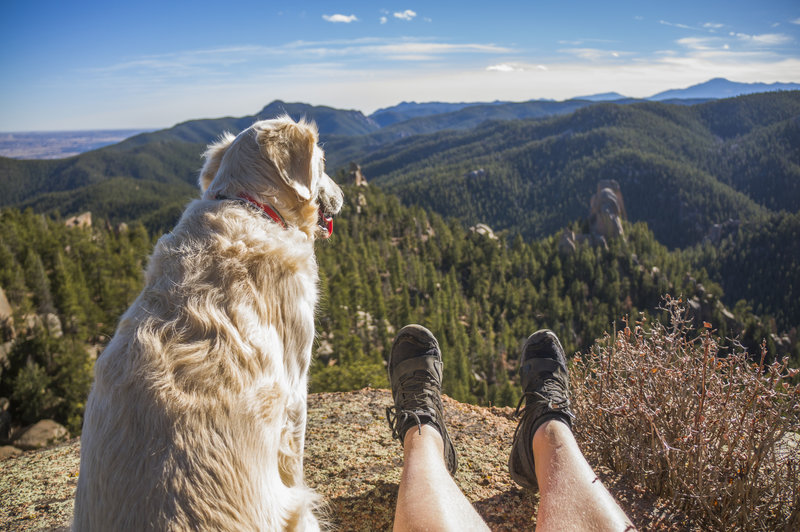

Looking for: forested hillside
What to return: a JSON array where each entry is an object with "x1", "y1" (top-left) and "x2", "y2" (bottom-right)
[
  {"x1": 2, "y1": 183, "x2": 794, "y2": 438},
  {"x1": 1, "y1": 92, "x2": 798, "y2": 441},
  {"x1": 683, "y1": 210, "x2": 800, "y2": 331},
  {"x1": 359, "y1": 92, "x2": 799, "y2": 248}
]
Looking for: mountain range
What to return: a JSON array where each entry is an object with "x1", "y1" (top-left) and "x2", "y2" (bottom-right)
[
  {"x1": 1, "y1": 82, "x2": 798, "y2": 455},
  {"x1": 1, "y1": 83, "x2": 798, "y2": 334},
  {"x1": 3, "y1": 77, "x2": 798, "y2": 160}
]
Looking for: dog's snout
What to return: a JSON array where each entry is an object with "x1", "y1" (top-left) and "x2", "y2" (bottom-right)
[{"x1": 319, "y1": 175, "x2": 344, "y2": 215}]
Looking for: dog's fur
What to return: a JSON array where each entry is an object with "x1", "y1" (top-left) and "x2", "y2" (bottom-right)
[{"x1": 73, "y1": 117, "x2": 343, "y2": 531}]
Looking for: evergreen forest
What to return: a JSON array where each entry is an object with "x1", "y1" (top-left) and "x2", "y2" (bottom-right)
[{"x1": 1, "y1": 91, "x2": 798, "y2": 436}]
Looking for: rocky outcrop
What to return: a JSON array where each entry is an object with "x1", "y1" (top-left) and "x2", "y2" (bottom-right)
[
  {"x1": 64, "y1": 212, "x2": 92, "y2": 229},
  {"x1": 0, "y1": 287, "x2": 12, "y2": 343},
  {"x1": 13, "y1": 420, "x2": 69, "y2": 451},
  {"x1": 470, "y1": 223, "x2": 498, "y2": 240},
  {"x1": 0, "y1": 390, "x2": 690, "y2": 531},
  {"x1": 559, "y1": 181, "x2": 627, "y2": 256},
  {"x1": 559, "y1": 230, "x2": 578, "y2": 255},
  {"x1": 0, "y1": 287, "x2": 11, "y2": 323},
  {"x1": 348, "y1": 162, "x2": 368, "y2": 187},
  {"x1": 589, "y1": 180, "x2": 626, "y2": 242},
  {"x1": 44, "y1": 313, "x2": 63, "y2": 338}
]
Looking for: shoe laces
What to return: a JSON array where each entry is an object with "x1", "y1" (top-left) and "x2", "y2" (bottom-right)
[
  {"x1": 512, "y1": 377, "x2": 574, "y2": 439},
  {"x1": 386, "y1": 369, "x2": 441, "y2": 440}
]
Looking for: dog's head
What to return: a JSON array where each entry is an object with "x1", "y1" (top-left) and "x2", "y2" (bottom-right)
[{"x1": 199, "y1": 116, "x2": 344, "y2": 239}]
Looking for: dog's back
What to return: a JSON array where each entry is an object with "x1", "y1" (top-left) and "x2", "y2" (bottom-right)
[
  {"x1": 74, "y1": 117, "x2": 342, "y2": 531},
  {"x1": 74, "y1": 201, "x2": 322, "y2": 531}
]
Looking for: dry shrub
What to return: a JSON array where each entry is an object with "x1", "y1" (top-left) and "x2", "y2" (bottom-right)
[{"x1": 572, "y1": 297, "x2": 800, "y2": 531}]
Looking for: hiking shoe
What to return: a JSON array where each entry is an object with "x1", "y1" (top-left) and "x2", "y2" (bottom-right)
[
  {"x1": 386, "y1": 324, "x2": 458, "y2": 476},
  {"x1": 508, "y1": 329, "x2": 576, "y2": 490}
]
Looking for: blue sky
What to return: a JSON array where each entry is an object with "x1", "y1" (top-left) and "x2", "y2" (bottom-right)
[{"x1": 1, "y1": 0, "x2": 798, "y2": 131}]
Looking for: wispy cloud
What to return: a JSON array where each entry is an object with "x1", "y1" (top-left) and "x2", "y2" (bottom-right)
[
  {"x1": 677, "y1": 37, "x2": 720, "y2": 51},
  {"x1": 660, "y1": 20, "x2": 697, "y2": 30},
  {"x1": 394, "y1": 10, "x2": 417, "y2": 21},
  {"x1": 703, "y1": 22, "x2": 724, "y2": 30},
  {"x1": 559, "y1": 48, "x2": 630, "y2": 61},
  {"x1": 380, "y1": 16, "x2": 387, "y2": 24},
  {"x1": 86, "y1": 38, "x2": 514, "y2": 84},
  {"x1": 487, "y1": 63, "x2": 523, "y2": 72},
  {"x1": 731, "y1": 32, "x2": 793, "y2": 46},
  {"x1": 322, "y1": 14, "x2": 358, "y2": 23},
  {"x1": 790, "y1": 18, "x2": 800, "y2": 25}
]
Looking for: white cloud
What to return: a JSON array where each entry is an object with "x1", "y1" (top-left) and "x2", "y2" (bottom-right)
[
  {"x1": 394, "y1": 10, "x2": 417, "y2": 21},
  {"x1": 559, "y1": 48, "x2": 631, "y2": 61},
  {"x1": 703, "y1": 22, "x2": 724, "y2": 30},
  {"x1": 380, "y1": 16, "x2": 387, "y2": 24},
  {"x1": 677, "y1": 37, "x2": 719, "y2": 51},
  {"x1": 732, "y1": 32, "x2": 793, "y2": 46},
  {"x1": 791, "y1": 18, "x2": 800, "y2": 25},
  {"x1": 322, "y1": 14, "x2": 358, "y2": 23},
  {"x1": 660, "y1": 20, "x2": 696, "y2": 30},
  {"x1": 487, "y1": 63, "x2": 523, "y2": 72}
]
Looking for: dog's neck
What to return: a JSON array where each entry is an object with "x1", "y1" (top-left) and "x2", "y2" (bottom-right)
[{"x1": 215, "y1": 193, "x2": 286, "y2": 229}]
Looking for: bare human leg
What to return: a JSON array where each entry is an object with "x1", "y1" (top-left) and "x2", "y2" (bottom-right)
[
  {"x1": 393, "y1": 424, "x2": 490, "y2": 532},
  {"x1": 532, "y1": 419, "x2": 634, "y2": 532},
  {"x1": 508, "y1": 330, "x2": 634, "y2": 531}
]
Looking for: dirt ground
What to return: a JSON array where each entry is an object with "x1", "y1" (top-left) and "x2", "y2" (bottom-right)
[{"x1": 0, "y1": 388, "x2": 695, "y2": 531}]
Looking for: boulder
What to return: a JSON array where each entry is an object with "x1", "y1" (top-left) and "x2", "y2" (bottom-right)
[
  {"x1": 21, "y1": 313, "x2": 43, "y2": 335},
  {"x1": 65, "y1": 211, "x2": 92, "y2": 229},
  {"x1": 0, "y1": 341, "x2": 13, "y2": 368},
  {"x1": 356, "y1": 192, "x2": 368, "y2": 214},
  {"x1": 0, "y1": 287, "x2": 11, "y2": 322},
  {"x1": 0, "y1": 445, "x2": 22, "y2": 460},
  {"x1": 0, "y1": 288, "x2": 13, "y2": 343},
  {"x1": 44, "y1": 313, "x2": 63, "y2": 338},
  {"x1": 14, "y1": 420, "x2": 69, "y2": 451},
  {"x1": 558, "y1": 230, "x2": 577, "y2": 255},
  {"x1": 470, "y1": 223, "x2": 497, "y2": 240}
]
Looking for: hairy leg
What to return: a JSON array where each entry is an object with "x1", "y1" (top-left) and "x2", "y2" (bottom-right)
[
  {"x1": 393, "y1": 425, "x2": 490, "y2": 532},
  {"x1": 533, "y1": 419, "x2": 634, "y2": 532}
]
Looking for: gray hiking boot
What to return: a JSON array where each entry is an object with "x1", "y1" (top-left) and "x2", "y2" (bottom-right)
[
  {"x1": 386, "y1": 324, "x2": 458, "y2": 476},
  {"x1": 508, "y1": 329, "x2": 576, "y2": 490}
]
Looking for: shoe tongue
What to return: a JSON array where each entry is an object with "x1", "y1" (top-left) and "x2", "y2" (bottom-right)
[
  {"x1": 394, "y1": 354, "x2": 442, "y2": 382},
  {"x1": 522, "y1": 358, "x2": 561, "y2": 388}
]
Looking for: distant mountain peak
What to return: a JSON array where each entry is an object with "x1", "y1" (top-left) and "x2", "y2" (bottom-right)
[
  {"x1": 573, "y1": 92, "x2": 629, "y2": 102},
  {"x1": 648, "y1": 78, "x2": 800, "y2": 101}
]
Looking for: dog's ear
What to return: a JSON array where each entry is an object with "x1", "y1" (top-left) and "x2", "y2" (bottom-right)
[
  {"x1": 199, "y1": 132, "x2": 236, "y2": 192},
  {"x1": 257, "y1": 120, "x2": 317, "y2": 201}
]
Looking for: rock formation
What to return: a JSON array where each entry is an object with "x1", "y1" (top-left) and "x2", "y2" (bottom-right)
[
  {"x1": 13, "y1": 420, "x2": 69, "y2": 451},
  {"x1": 349, "y1": 162, "x2": 368, "y2": 187},
  {"x1": 589, "y1": 180, "x2": 626, "y2": 243},
  {"x1": 470, "y1": 223, "x2": 498, "y2": 240},
  {"x1": 559, "y1": 180, "x2": 627, "y2": 255},
  {"x1": 64, "y1": 212, "x2": 92, "y2": 229}
]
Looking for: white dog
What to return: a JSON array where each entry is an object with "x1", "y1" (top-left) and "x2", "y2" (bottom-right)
[{"x1": 73, "y1": 116, "x2": 343, "y2": 531}]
